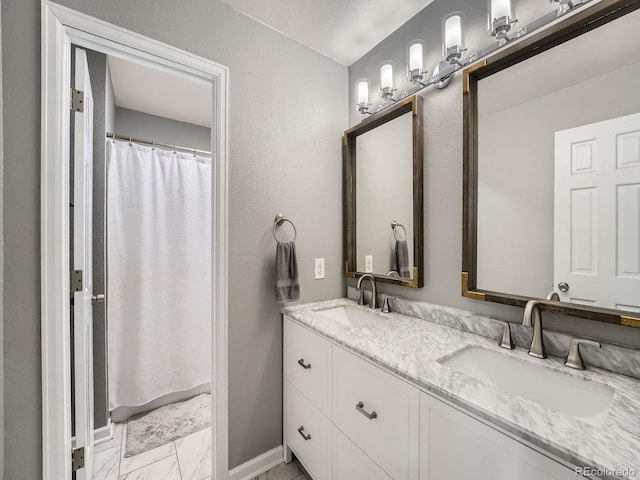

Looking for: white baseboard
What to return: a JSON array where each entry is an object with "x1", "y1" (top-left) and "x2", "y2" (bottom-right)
[
  {"x1": 229, "y1": 445, "x2": 284, "y2": 480},
  {"x1": 93, "y1": 419, "x2": 114, "y2": 445}
]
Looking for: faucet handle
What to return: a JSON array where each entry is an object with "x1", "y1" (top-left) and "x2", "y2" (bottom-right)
[
  {"x1": 381, "y1": 296, "x2": 392, "y2": 313},
  {"x1": 356, "y1": 288, "x2": 366, "y2": 306},
  {"x1": 565, "y1": 338, "x2": 601, "y2": 370},
  {"x1": 491, "y1": 320, "x2": 514, "y2": 350}
]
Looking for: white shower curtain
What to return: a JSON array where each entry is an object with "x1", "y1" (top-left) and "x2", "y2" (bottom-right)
[{"x1": 107, "y1": 140, "x2": 211, "y2": 410}]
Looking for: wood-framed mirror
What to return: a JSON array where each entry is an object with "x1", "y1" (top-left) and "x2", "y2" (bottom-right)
[
  {"x1": 463, "y1": 0, "x2": 640, "y2": 327},
  {"x1": 344, "y1": 95, "x2": 424, "y2": 287}
]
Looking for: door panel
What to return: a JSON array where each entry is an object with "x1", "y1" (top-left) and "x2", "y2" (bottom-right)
[{"x1": 73, "y1": 47, "x2": 95, "y2": 480}]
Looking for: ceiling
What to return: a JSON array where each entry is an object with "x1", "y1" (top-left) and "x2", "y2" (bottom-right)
[
  {"x1": 107, "y1": 55, "x2": 212, "y2": 128},
  {"x1": 478, "y1": 8, "x2": 640, "y2": 118},
  {"x1": 217, "y1": 0, "x2": 435, "y2": 66}
]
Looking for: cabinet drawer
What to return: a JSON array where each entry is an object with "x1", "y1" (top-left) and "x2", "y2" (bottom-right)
[
  {"x1": 333, "y1": 426, "x2": 392, "y2": 480},
  {"x1": 333, "y1": 346, "x2": 419, "y2": 480},
  {"x1": 419, "y1": 392, "x2": 579, "y2": 480},
  {"x1": 286, "y1": 319, "x2": 332, "y2": 415},
  {"x1": 287, "y1": 383, "x2": 330, "y2": 480}
]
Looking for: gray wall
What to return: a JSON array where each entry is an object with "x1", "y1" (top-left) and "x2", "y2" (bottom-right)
[
  {"x1": 477, "y1": 60, "x2": 640, "y2": 298},
  {"x1": 0, "y1": 0, "x2": 4, "y2": 475},
  {"x1": 2, "y1": 1, "x2": 346, "y2": 478},
  {"x1": 348, "y1": 0, "x2": 640, "y2": 349},
  {"x1": 114, "y1": 107, "x2": 211, "y2": 152},
  {"x1": 105, "y1": 63, "x2": 115, "y2": 134}
]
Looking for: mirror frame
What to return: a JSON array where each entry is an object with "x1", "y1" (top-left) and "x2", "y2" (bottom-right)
[
  {"x1": 463, "y1": 0, "x2": 640, "y2": 327},
  {"x1": 344, "y1": 95, "x2": 424, "y2": 288}
]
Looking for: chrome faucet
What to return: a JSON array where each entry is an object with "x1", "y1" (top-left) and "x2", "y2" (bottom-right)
[
  {"x1": 356, "y1": 274, "x2": 378, "y2": 309},
  {"x1": 522, "y1": 300, "x2": 546, "y2": 359},
  {"x1": 545, "y1": 291, "x2": 560, "y2": 301}
]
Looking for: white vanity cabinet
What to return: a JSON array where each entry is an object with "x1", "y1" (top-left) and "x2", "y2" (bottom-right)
[
  {"x1": 419, "y1": 393, "x2": 579, "y2": 480},
  {"x1": 283, "y1": 316, "x2": 581, "y2": 480},
  {"x1": 333, "y1": 346, "x2": 419, "y2": 480}
]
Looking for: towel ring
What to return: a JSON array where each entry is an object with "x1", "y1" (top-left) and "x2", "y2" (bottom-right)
[
  {"x1": 391, "y1": 221, "x2": 407, "y2": 241},
  {"x1": 273, "y1": 213, "x2": 297, "y2": 242}
]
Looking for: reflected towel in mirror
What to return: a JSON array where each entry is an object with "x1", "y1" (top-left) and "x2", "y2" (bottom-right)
[
  {"x1": 395, "y1": 240, "x2": 411, "y2": 278},
  {"x1": 276, "y1": 241, "x2": 300, "y2": 303}
]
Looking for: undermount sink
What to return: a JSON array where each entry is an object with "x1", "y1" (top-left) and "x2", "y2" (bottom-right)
[
  {"x1": 440, "y1": 346, "x2": 614, "y2": 426},
  {"x1": 314, "y1": 305, "x2": 386, "y2": 329}
]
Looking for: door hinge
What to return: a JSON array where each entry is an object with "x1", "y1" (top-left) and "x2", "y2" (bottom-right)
[
  {"x1": 71, "y1": 88, "x2": 84, "y2": 112},
  {"x1": 71, "y1": 447, "x2": 85, "y2": 472},
  {"x1": 71, "y1": 270, "x2": 83, "y2": 292}
]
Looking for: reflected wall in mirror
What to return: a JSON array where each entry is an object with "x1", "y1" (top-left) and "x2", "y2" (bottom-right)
[
  {"x1": 345, "y1": 96, "x2": 424, "y2": 287},
  {"x1": 464, "y1": 1, "x2": 640, "y2": 326}
]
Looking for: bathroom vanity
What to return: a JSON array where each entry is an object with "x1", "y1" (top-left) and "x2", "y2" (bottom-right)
[{"x1": 282, "y1": 299, "x2": 640, "y2": 480}]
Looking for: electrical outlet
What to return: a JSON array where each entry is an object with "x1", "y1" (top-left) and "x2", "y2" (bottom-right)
[
  {"x1": 315, "y1": 258, "x2": 325, "y2": 279},
  {"x1": 365, "y1": 255, "x2": 373, "y2": 273}
]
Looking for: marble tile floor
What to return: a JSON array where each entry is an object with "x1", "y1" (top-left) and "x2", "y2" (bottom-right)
[{"x1": 93, "y1": 421, "x2": 307, "y2": 480}]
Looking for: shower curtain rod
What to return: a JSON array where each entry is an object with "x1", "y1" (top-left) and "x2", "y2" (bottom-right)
[{"x1": 106, "y1": 132, "x2": 211, "y2": 155}]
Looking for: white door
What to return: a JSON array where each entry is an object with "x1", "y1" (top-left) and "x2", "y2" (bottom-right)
[
  {"x1": 72, "y1": 47, "x2": 95, "y2": 480},
  {"x1": 554, "y1": 113, "x2": 640, "y2": 312}
]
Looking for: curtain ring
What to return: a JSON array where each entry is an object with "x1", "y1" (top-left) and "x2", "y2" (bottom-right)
[
  {"x1": 152, "y1": 140, "x2": 155, "y2": 150},
  {"x1": 128, "y1": 136, "x2": 132, "y2": 146}
]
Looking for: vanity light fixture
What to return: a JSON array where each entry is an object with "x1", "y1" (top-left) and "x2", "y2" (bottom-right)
[
  {"x1": 490, "y1": 0, "x2": 517, "y2": 41},
  {"x1": 356, "y1": 79, "x2": 372, "y2": 115},
  {"x1": 433, "y1": 12, "x2": 467, "y2": 89},
  {"x1": 550, "y1": 0, "x2": 584, "y2": 14},
  {"x1": 379, "y1": 62, "x2": 397, "y2": 101},
  {"x1": 353, "y1": 0, "x2": 596, "y2": 121},
  {"x1": 407, "y1": 40, "x2": 427, "y2": 86},
  {"x1": 444, "y1": 13, "x2": 465, "y2": 63}
]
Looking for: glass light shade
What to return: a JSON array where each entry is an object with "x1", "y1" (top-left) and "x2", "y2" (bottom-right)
[
  {"x1": 380, "y1": 63, "x2": 394, "y2": 90},
  {"x1": 408, "y1": 42, "x2": 424, "y2": 72},
  {"x1": 356, "y1": 79, "x2": 370, "y2": 105},
  {"x1": 491, "y1": 0, "x2": 511, "y2": 20},
  {"x1": 444, "y1": 14, "x2": 463, "y2": 51}
]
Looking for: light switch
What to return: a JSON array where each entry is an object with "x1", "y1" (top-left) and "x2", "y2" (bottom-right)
[
  {"x1": 315, "y1": 258, "x2": 325, "y2": 279},
  {"x1": 365, "y1": 255, "x2": 373, "y2": 273}
]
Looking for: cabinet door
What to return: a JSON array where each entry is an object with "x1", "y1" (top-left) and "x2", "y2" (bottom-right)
[
  {"x1": 333, "y1": 427, "x2": 392, "y2": 480},
  {"x1": 287, "y1": 382, "x2": 331, "y2": 480},
  {"x1": 333, "y1": 346, "x2": 419, "y2": 480},
  {"x1": 286, "y1": 319, "x2": 332, "y2": 415},
  {"x1": 419, "y1": 392, "x2": 579, "y2": 480}
]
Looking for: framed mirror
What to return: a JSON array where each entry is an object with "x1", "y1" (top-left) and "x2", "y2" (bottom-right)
[
  {"x1": 463, "y1": 0, "x2": 640, "y2": 327},
  {"x1": 344, "y1": 96, "x2": 424, "y2": 287}
]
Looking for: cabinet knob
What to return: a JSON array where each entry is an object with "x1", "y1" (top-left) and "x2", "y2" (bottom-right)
[
  {"x1": 297, "y1": 426, "x2": 311, "y2": 441},
  {"x1": 297, "y1": 358, "x2": 311, "y2": 369},
  {"x1": 558, "y1": 282, "x2": 569, "y2": 292},
  {"x1": 356, "y1": 401, "x2": 378, "y2": 420}
]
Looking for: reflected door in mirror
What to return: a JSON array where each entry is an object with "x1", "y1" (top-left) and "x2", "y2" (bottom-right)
[{"x1": 554, "y1": 113, "x2": 640, "y2": 312}]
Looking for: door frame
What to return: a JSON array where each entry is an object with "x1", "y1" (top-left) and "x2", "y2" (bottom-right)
[{"x1": 40, "y1": 2, "x2": 229, "y2": 479}]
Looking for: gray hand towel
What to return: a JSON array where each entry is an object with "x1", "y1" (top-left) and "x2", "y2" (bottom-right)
[
  {"x1": 395, "y1": 240, "x2": 411, "y2": 279},
  {"x1": 276, "y1": 241, "x2": 300, "y2": 303}
]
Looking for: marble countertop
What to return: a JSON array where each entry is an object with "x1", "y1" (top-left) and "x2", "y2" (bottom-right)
[{"x1": 282, "y1": 298, "x2": 640, "y2": 480}]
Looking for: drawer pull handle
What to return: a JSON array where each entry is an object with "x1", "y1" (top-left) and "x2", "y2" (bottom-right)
[
  {"x1": 297, "y1": 358, "x2": 311, "y2": 369},
  {"x1": 356, "y1": 401, "x2": 378, "y2": 420},
  {"x1": 297, "y1": 426, "x2": 311, "y2": 441}
]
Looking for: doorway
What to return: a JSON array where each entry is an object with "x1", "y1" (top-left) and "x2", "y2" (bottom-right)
[{"x1": 41, "y1": 3, "x2": 229, "y2": 480}]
